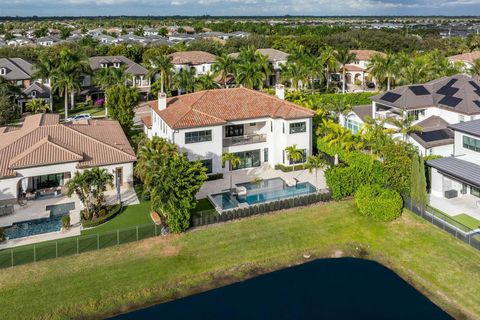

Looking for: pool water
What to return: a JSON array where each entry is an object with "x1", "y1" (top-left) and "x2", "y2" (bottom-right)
[
  {"x1": 4, "y1": 202, "x2": 75, "y2": 240},
  {"x1": 210, "y1": 178, "x2": 317, "y2": 210}
]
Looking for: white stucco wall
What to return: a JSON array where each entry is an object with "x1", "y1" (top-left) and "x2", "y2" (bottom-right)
[
  {"x1": 173, "y1": 63, "x2": 213, "y2": 77},
  {"x1": 453, "y1": 131, "x2": 480, "y2": 162}
]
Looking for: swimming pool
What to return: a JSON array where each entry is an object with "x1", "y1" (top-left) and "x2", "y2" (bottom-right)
[
  {"x1": 210, "y1": 178, "x2": 317, "y2": 210},
  {"x1": 4, "y1": 202, "x2": 75, "y2": 240}
]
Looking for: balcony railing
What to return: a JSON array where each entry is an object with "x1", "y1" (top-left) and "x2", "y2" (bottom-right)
[
  {"x1": 375, "y1": 111, "x2": 401, "y2": 121},
  {"x1": 223, "y1": 134, "x2": 267, "y2": 147}
]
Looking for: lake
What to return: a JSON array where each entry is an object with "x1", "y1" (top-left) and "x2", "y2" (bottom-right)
[{"x1": 110, "y1": 258, "x2": 452, "y2": 320}]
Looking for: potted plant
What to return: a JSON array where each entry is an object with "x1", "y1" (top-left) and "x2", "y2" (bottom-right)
[{"x1": 61, "y1": 215, "x2": 71, "y2": 231}]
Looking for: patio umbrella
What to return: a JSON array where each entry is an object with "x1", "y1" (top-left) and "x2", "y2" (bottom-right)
[{"x1": 21, "y1": 178, "x2": 28, "y2": 193}]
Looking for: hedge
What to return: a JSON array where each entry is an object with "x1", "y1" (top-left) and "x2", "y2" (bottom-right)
[
  {"x1": 206, "y1": 173, "x2": 223, "y2": 181},
  {"x1": 355, "y1": 184, "x2": 403, "y2": 221},
  {"x1": 81, "y1": 204, "x2": 123, "y2": 228},
  {"x1": 274, "y1": 164, "x2": 307, "y2": 172}
]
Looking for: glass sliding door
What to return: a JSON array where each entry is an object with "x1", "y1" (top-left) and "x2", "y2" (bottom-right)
[{"x1": 232, "y1": 149, "x2": 261, "y2": 170}]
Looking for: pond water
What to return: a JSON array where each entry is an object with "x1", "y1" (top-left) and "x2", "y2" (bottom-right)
[{"x1": 110, "y1": 258, "x2": 452, "y2": 320}]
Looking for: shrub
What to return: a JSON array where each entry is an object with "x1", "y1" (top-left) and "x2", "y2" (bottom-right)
[
  {"x1": 142, "y1": 190, "x2": 151, "y2": 201},
  {"x1": 61, "y1": 215, "x2": 71, "y2": 230},
  {"x1": 206, "y1": 173, "x2": 223, "y2": 181},
  {"x1": 355, "y1": 184, "x2": 403, "y2": 221},
  {"x1": 81, "y1": 204, "x2": 122, "y2": 228},
  {"x1": 274, "y1": 163, "x2": 307, "y2": 172},
  {"x1": 0, "y1": 227, "x2": 5, "y2": 243}
]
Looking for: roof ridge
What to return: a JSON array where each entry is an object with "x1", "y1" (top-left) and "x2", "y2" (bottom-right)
[
  {"x1": 246, "y1": 88, "x2": 315, "y2": 115},
  {"x1": 4, "y1": 57, "x2": 31, "y2": 79}
]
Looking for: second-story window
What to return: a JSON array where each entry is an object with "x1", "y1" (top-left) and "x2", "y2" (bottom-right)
[
  {"x1": 463, "y1": 135, "x2": 480, "y2": 152},
  {"x1": 289, "y1": 122, "x2": 306, "y2": 134},
  {"x1": 0, "y1": 68, "x2": 5, "y2": 75},
  {"x1": 185, "y1": 130, "x2": 212, "y2": 144}
]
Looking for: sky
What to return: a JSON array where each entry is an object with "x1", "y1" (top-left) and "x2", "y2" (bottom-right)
[{"x1": 1, "y1": 0, "x2": 480, "y2": 17}]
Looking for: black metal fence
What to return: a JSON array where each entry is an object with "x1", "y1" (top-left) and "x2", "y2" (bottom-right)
[
  {"x1": 405, "y1": 198, "x2": 480, "y2": 251},
  {"x1": 191, "y1": 189, "x2": 331, "y2": 228}
]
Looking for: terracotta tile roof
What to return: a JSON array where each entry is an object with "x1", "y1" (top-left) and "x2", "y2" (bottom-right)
[
  {"x1": 0, "y1": 114, "x2": 136, "y2": 178},
  {"x1": 169, "y1": 51, "x2": 217, "y2": 65},
  {"x1": 350, "y1": 50, "x2": 385, "y2": 61},
  {"x1": 142, "y1": 115, "x2": 152, "y2": 129},
  {"x1": 345, "y1": 64, "x2": 365, "y2": 72},
  {"x1": 448, "y1": 51, "x2": 480, "y2": 64},
  {"x1": 148, "y1": 88, "x2": 315, "y2": 130}
]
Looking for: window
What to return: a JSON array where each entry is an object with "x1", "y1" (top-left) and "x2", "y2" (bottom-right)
[
  {"x1": 471, "y1": 186, "x2": 480, "y2": 198},
  {"x1": 249, "y1": 123, "x2": 256, "y2": 126},
  {"x1": 0, "y1": 68, "x2": 5, "y2": 75},
  {"x1": 225, "y1": 125, "x2": 244, "y2": 137},
  {"x1": 463, "y1": 135, "x2": 480, "y2": 152},
  {"x1": 185, "y1": 130, "x2": 212, "y2": 144},
  {"x1": 232, "y1": 150, "x2": 261, "y2": 170},
  {"x1": 201, "y1": 159, "x2": 213, "y2": 174},
  {"x1": 459, "y1": 114, "x2": 466, "y2": 123},
  {"x1": 270, "y1": 121, "x2": 273, "y2": 132},
  {"x1": 345, "y1": 119, "x2": 361, "y2": 134},
  {"x1": 31, "y1": 90, "x2": 36, "y2": 98},
  {"x1": 408, "y1": 109, "x2": 425, "y2": 121},
  {"x1": 114, "y1": 62, "x2": 120, "y2": 68},
  {"x1": 282, "y1": 122, "x2": 285, "y2": 134},
  {"x1": 289, "y1": 122, "x2": 306, "y2": 134},
  {"x1": 288, "y1": 149, "x2": 307, "y2": 165},
  {"x1": 264, "y1": 148, "x2": 268, "y2": 162}
]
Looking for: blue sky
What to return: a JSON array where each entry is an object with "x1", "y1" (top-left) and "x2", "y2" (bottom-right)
[{"x1": 1, "y1": 0, "x2": 480, "y2": 16}]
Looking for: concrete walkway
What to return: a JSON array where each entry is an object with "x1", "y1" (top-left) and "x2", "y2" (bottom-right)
[{"x1": 196, "y1": 164, "x2": 326, "y2": 199}]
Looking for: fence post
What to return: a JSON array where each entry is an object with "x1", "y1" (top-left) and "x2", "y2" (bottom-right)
[
  {"x1": 97, "y1": 233, "x2": 100, "y2": 250},
  {"x1": 136, "y1": 226, "x2": 139, "y2": 241},
  {"x1": 55, "y1": 241, "x2": 58, "y2": 258},
  {"x1": 11, "y1": 249, "x2": 13, "y2": 268},
  {"x1": 117, "y1": 229, "x2": 120, "y2": 245},
  {"x1": 154, "y1": 224, "x2": 157, "y2": 236},
  {"x1": 33, "y1": 244, "x2": 36, "y2": 263},
  {"x1": 76, "y1": 237, "x2": 79, "y2": 254}
]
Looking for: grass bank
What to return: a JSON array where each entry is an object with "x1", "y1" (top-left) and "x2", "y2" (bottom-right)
[{"x1": 0, "y1": 200, "x2": 479, "y2": 319}]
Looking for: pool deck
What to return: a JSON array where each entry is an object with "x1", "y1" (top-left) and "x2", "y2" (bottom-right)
[{"x1": 196, "y1": 164, "x2": 326, "y2": 200}]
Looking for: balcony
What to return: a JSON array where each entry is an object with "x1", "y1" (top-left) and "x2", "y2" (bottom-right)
[
  {"x1": 223, "y1": 134, "x2": 267, "y2": 147},
  {"x1": 375, "y1": 110, "x2": 401, "y2": 121}
]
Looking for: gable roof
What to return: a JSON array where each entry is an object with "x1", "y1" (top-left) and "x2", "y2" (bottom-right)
[
  {"x1": 149, "y1": 88, "x2": 314, "y2": 130},
  {"x1": 448, "y1": 51, "x2": 480, "y2": 64},
  {"x1": 350, "y1": 50, "x2": 385, "y2": 61},
  {"x1": 0, "y1": 58, "x2": 33, "y2": 81},
  {"x1": 371, "y1": 74, "x2": 480, "y2": 115},
  {"x1": 0, "y1": 114, "x2": 136, "y2": 178},
  {"x1": 351, "y1": 104, "x2": 373, "y2": 122},
  {"x1": 89, "y1": 56, "x2": 148, "y2": 76},
  {"x1": 169, "y1": 51, "x2": 218, "y2": 65},
  {"x1": 427, "y1": 157, "x2": 480, "y2": 188}
]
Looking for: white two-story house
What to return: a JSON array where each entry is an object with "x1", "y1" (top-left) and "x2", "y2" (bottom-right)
[
  {"x1": 344, "y1": 74, "x2": 480, "y2": 156},
  {"x1": 142, "y1": 86, "x2": 314, "y2": 175},
  {"x1": 169, "y1": 51, "x2": 217, "y2": 77}
]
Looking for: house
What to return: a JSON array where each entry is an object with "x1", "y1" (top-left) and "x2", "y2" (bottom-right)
[
  {"x1": 83, "y1": 56, "x2": 150, "y2": 100},
  {"x1": 94, "y1": 34, "x2": 119, "y2": 45},
  {"x1": 36, "y1": 36, "x2": 61, "y2": 47},
  {"x1": 0, "y1": 58, "x2": 33, "y2": 89},
  {"x1": 143, "y1": 27, "x2": 159, "y2": 37},
  {"x1": 142, "y1": 85, "x2": 314, "y2": 175},
  {"x1": 229, "y1": 48, "x2": 289, "y2": 86},
  {"x1": 448, "y1": 51, "x2": 480, "y2": 70},
  {"x1": 343, "y1": 74, "x2": 480, "y2": 156},
  {"x1": 427, "y1": 119, "x2": 480, "y2": 219},
  {"x1": 18, "y1": 82, "x2": 52, "y2": 113},
  {"x1": 169, "y1": 51, "x2": 218, "y2": 77},
  {"x1": 343, "y1": 50, "x2": 384, "y2": 87},
  {"x1": 168, "y1": 33, "x2": 197, "y2": 42},
  {"x1": 0, "y1": 113, "x2": 136, "y2": 208}
]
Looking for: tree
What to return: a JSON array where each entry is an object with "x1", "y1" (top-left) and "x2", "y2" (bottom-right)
[
  {"x1": 33, "y1": 53, "x2": 57, "y2": 111},
  {"x1": 25, "y1": 98, "x2": 49, "y2": 113},
  {"x1": 468, "y1": 58, "x2": 480, "y2": 79},
  {"x1": 174, "y1": 68, "x2": 196, "y2": 94},
  {"x1": 93, "y1": 66, "x2": 127, "y2": 116},
  {"x1": 281, "y1": 61, "x2": 308, "y2": 91},
  {"x1": 105, "y1": 85, "x2": 139, "y2": 132},
  {"x1": 386, "y1": 114, "x2": 423, "y2": 142},
  {"x1": 367, "y1": 53, "x2": 397, "y2": 91},
  {"x1": 195, "y1": 73, "x2": 219, "y2": 91},
  {"x1": 334, "y1": 48, "x2": 356, "y2": 93},
  {"x1": 285, "y1": 144, "x2": 303, "y2": 180},
  {"x1": 146, "y1": 54, "x2": 173, "y2": 94},
  {"x1": 0, "y1": 95, "x2": 16, "y2": 125},
  {"x1": 213, "y1": 53, "x2": 236, "y2": 88},
  {"x1": 221, "y1": 152, "x2": 241, "y2": 190},
  {"x1": 410, "y1": 153, "x2": 428, "y2": 207},
  {"x1": 65, "y1": 168, "x2": 113, "y2": 221},
  {"x1": 235, "y1": 60, "x2": 265, "y2": 89},
  {"x1": 305, "y1": 155, "x2": 328, "y2": 189},
  {"x1": 325, "y1": 95, "x2": 352, "y2": 125},
  {"x1": 321, "y1": 46, "x2": 338, "y2": 91}
]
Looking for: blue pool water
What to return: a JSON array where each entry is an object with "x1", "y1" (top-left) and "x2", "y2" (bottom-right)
[
  {"x1": 210, "y1": 178, "x2": 317, "y2": 210},
  {"x1": 4, "y1": 202, "x2": 75, "y2": 240}
]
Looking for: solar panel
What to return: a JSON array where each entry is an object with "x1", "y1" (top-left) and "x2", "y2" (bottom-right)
[
  {"x1": 381, "y1": 92, "x2": 402, "y2": 103},
  {"x1": 409, "y1": 85, "x2": 430, "y2": 96},
  {"x1": 436, "y1": 79, "x2": 458, "y2": 96},
  {"x1": 419, "y1": 129, "x2": 453, "y2": 142},
  {"x1": 469, "y1": 81, "x2": 480, "y2": 97},
  {"x1": 439, "y1": 95, "x2": 462, "y2": 108}
]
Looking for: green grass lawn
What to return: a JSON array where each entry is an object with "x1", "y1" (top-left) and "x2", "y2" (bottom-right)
[
  {"x1": 452, "y1": 214, "x2": 480, "y2": 230},
  {"x1": 1, "y1": 201, "x2": 480, "y2": 320},
  {"x1": 57, "y1": 104, "x2": 105, "y2": 119}
]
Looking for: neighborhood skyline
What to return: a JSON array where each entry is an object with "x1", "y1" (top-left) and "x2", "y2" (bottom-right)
[{"x1": 2, "y1": 0, "x2": 480, "y2": 17}]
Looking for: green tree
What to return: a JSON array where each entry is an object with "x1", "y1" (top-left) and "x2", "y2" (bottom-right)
[
  {"x1": 105, "y1": 85, "x2": 139, "y2": 132},
  {"x1": 320, "y1": 46, "x2": 338, "y2": 91},
  {"x1": 285, "y1": 144, "x2": 303, "y2": 179},
  {"x1": 213, "y1": 53, "x2": 236, "y2": 88},
  {"x1": 386, "y1": 114, "x2": 423, "y2": 142},
  {"x1": 334, "y1": 48, "x2": 356, "y2": 93},
  {"x1": 0, "y1": 94, "x2": 17, "y2": 125},
  {"x1": 33, "y1": 52, "x2": 57, "y2": 111},
  {"x1": 174, "y1": 68, "x2": 196, "y2": 94},
  {"x1": 367, "y1": 53, "x2": 397, "y2": 91},
  {"x1": 410, "y1": 153, "x2": 428, "y2": 207},
  {"x1": 195, "y1": 73, "x2": 219, "y2": 91},
  {"x1": 221, "y1": 152, "x2": 241, "y2": 190},
  {"x1": 468, "y1": 58, "x2": 480, "y2": 78},
  {"x1": 93, "y1": 66, "x2": 127, "y2": 116},
  {"x1": 25, "y1": 98, "x2": 49, "y2": 113},
  {"x1": 305, "y1": 155, "x2": 328, "y2": 189},
  {"x1": 146, "y1": 54, "x2": 173, "y2": 93}
]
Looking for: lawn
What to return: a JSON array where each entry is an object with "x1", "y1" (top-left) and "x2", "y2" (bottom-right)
[
  {"x1": 1, "y1": 200, "x2": 479, "y2": 320},
  {"x1": 191, "y1": 198, "x2": 216, "y2": 218},
  {"x1": 452, "y1": 214, "x2": 480, "y2": 230},
  {"x1": 56, "y1": 104, "x2": 105, "y2": 119}
]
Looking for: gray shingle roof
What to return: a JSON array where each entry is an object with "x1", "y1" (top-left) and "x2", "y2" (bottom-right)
[
  {"x1": 448, "y1": 119, "x2": 480, "y2": 138},
  {"x1": 427, "y1": 157, "x2": 480, "y2": 188},
  {"x1": 351, "y1": 104, "x2": 373, "y2": 122},
  {"x1": 410, "y1": 116, "x2": 454, "y2": 148},
  {"x1": 371, "y1": 74, "x2": 480, "y2": 115},
  {"x1": 89, "y1": 56, "x2": 148, "y2": 76},
  {"x1": 0, "y1": 58, "x2": 33, "y2": 81}
]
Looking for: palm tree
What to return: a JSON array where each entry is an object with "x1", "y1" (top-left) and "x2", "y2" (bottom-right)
[
  {"x1": 285, "y1": 145, "x2": 303, "y2": 180},
  {"x1": 305, "y1": 155, "x2": 328, "y2": 190},
  {"x1": 94, "y1": 66, "x2": 127, "y2": 116},
  {"x1": 51, "y1": 63, "x2": 78, "y2": 120},
  {"x1": 334, "y1": 48, "x2": 357, "y2": 94},
  {"x1": 25, "y1": 98, "x2": 49, "y2": 113},
  {"x1": 321, "y1": 46, "x2": 338, "y2": 91},
  {"x1": 33, "y1": 54, "x2": 57, "y2": 111},
  {"x1": 367, "y1": 53, "x2": 397, "y2": 91},
  {"x1": 146, "y1": 54, "x2": 173, "y2": 93},
  {"x1": 174, "y1": 68, "x2": 196, "y2": 94},
  {"x1": 360, "y1": 116, "x2": 394, "y2": 155},
  {"x1": 325, "y1": 96, "x2": 352, "y2": 125},
  {"x1": 221, "y1": 152, "x2": 241, "y2": 190},
  {"x1": 281, "y1": 61, "x2": 308, "y2": 91},
  {"x1": 235, "y1": 60, "x2": 265, "y2": 89},
  {"x1": 255, "y1": 52, "x2": 272, "y2": 87},
  {"x1": 386, "y1": 114, "x2": 423, "y2": 142},
  {"x1": 468, "y1": 58, "x2": 480, "y2": 79},
  {"x1": 195, "y1": 73, "x2": 219, "y2": 91},
  {"x1": 213, "y1": 53, "x2": 236, "y2": 88},
  {"x1": 397, "y1": 55, "x2": 431, "y2": 85}
]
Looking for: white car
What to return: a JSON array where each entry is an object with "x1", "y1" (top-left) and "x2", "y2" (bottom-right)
[{"x1": 65, "y1": 114, "x2": 91, "y2": 122}]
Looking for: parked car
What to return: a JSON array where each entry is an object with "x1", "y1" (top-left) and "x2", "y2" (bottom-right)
[
  {"x1": 366, "y1": 82, "x2": 376, "y2": 89},
  {"x1": 65, "y1": 114, "x2": 91, "y2": 122}
]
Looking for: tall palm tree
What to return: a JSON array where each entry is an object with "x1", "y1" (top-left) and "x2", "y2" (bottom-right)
[
  {"x1": 33, "y1": 54, "x2": 57, "y2": 111},
  {"x1": 281, "y1": 61, "x2": 307, "y2": 91},
  {"x1": 146, "y1": 54, "x2": 173, "y2": 93},
  {"x1": 468, "y1": 58, "x2": 480, "y2": 79},
  {"x1": 195, "y1": 73, "x2": 219, "y2": 91},
  {"x1": 235, "y1": 60, "x2": 265, "y2": 89},
  {"x1": 334, "y1": 48, "x2": 357, "y2": 94},
  {"x1": 305, "y1": 155, "x2": 328, "y2": 190},
  {"x1": 174, "y1": 68, "x2": 196, "y2": 94},
  {"x1": 51, "y1": 62, "x2": 79, "y2": 120},
  {"x1": 94, "y1": 66, "x2": 127, "y2": 116},
  {"x1": 285, "y1": 144, "x2": 303, "y2": 180},
  {"x1": 221, "y1": 152, "x2": 241, "y2": 190},
  {"x1": 325, "y1": 96, "x2": 352, "y2": 125},
  {"x1": 213, "y1": 53, "x2": 236, "y2": 88},
  {"x1": 397, "y1": 55, "x2": 431, "y2": 85},
  {"x1": 367, "y1": 53, "x2": 397, "y2": 91},
  {"x1": 386, "y1": 114, "x2": 423, "y2": 142},
  {"x1": 360, "y1": 116, "x2": 394, "y2": 155},
  {"x1": 256, "y1": 52, "x2": 272, "y2": 87},
  {"x1": 321, "y1": 46, "x2": 338, "y2": 91}
]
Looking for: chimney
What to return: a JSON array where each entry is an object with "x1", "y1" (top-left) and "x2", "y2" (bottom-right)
[
  {"x1": 158, "y1": 92, "x2": 167, "y2": 111},
  {"x1": 275, "y1": 84, "x2": 285, "y2": 100}
]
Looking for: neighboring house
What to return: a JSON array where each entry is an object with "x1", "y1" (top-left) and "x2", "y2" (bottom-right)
[
  {"x1": 427, "y1": 119, "x2": 480, "y2": 215},
  {"x1": 448, "y1": 51, "x2": 480, "y2": 70},
  {"x1": 343, "y1": 50, "x2": 384, "y2": 87},
  {"x1": 229, "y1": 48, "x2": 289, "y2": 87},
  {"x1": 343, "y1": 74, "x2": 480, "y2": 156},
  {"x1": 142, "y1": 85, "x2": 314, "y2": 175},
  {"x1": 18, "y1": 82, "x2": 52, "y2": 113},
  {"x1": 36, "y1": 36, "x2": 61, "y2": 46},
  {"x1": 143, "y1": 27, "x2": 159, "y2": 36},
  {"x1": 84, "y1": 56, "x2": 150, "y2": 100},
  {"x1": 94, "y1": 34, "x2": 119, "y2": 45},
  {"x1": 168, "y1": 33, "x2": 197, "y2": 42},
  {"x1": 169, "y1": 51, "x2": 218, "y2": 77},
  {"x1": 0, "y1": 113, "x2": 136, "y2": 208},
  {"x1": 7, "y1": 37, "x2": 32, "y2": 47},
  {"x1": 0, "y1": 57, "x2": 33, "y2": 89}
]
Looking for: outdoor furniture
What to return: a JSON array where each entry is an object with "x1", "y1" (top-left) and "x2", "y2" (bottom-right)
[
  {"x1": 150, "y1": 211, "x2": 162, "y2": 225},
  {"x1": 235, "y1": 186, "x2": 247, "y2": 197},
  {"x1": 444, "y1": 189, "x2": 458, "y2": 199}
]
